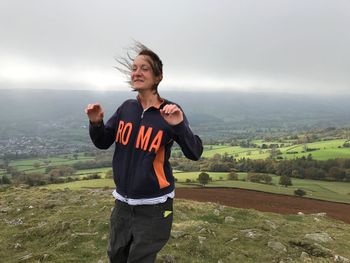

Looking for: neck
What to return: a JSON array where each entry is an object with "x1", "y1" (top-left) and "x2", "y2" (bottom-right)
[{"x1": 137, "y1": 89, "x2": 161, "y2": 109}]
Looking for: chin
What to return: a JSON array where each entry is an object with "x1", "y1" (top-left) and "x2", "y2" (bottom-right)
[{"x1": 133, "y1": 86, "x2": 152, "y2": 92}]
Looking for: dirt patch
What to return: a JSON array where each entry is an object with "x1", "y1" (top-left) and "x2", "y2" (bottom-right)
[{"x1": 175, "y1": 187, "x2": 350, "y2": 224}]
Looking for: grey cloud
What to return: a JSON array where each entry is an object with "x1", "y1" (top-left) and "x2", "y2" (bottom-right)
[{"x1": 0, "y1": 0, "x2": 349, "y2": 93}]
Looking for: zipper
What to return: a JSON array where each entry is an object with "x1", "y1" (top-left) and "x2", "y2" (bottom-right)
[
  {"x1": 126, "y1": 105, "x2": 146, "y2": 198},
  {"x1": 141, "y1": 108, "x2": 148, "y2": 119}
]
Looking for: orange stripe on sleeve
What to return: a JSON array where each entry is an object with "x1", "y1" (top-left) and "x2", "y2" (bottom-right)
[{"x1": 153, "y1": 146, "x2": 170, "y2": 189}]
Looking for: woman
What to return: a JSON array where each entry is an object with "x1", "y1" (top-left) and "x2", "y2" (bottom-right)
[{"x1": 85, "y1": 43, "x2": 203, "y2": 263}]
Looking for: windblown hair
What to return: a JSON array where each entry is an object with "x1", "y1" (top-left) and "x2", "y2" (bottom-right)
[{"x1": 115, "y1": 42, "x2": 163, "y2": 93}]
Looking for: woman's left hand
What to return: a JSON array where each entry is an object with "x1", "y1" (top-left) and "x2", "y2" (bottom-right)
[{"x1": 160, "y1": 104, "x2": 184, "y2": 126}]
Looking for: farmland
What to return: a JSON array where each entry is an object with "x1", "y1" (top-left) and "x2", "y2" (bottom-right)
[
  {"x1": 2, "y1": 138, "x2": 350, "y2": 205},
  {"x1": 202, "y1": 139, "x2": 350, "y2": 160}
]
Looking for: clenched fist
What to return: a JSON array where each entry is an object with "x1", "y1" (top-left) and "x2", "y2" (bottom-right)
[
  {"x1": 160, "y1": 104, "x2": 183, "y2": 126},
  {"x1": 85, "y1": 103, "x2": 104, "y2": 124}
]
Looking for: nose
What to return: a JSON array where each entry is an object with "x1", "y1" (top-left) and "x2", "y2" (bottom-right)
[{"x1": 133, "y1": 67, "x2": 142, "y2": 75}]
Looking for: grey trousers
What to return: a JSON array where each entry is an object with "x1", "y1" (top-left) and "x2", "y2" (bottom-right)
[{"x1": 107, "y1": 198, "x2": 173, "y2": 263}]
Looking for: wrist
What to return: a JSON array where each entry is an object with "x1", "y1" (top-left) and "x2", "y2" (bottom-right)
[{"x1": 90, "y1": 120, "x2": 103, "y2": 128}]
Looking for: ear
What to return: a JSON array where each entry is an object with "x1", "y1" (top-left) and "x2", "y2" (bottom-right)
[{"x1": 155, "y1": 75, "x2": 163, "y2": 85}]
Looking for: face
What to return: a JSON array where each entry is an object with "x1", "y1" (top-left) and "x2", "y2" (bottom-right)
[{"x1": 131, "y1": 55, "x2": 161, "y2": 91}]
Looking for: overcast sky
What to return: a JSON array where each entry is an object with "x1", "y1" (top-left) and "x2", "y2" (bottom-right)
[{"x1": 0, "y1": 0, "x2": 349, "y2": 94}]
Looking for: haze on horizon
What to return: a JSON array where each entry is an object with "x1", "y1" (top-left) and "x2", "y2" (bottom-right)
[{"x1": 0, "y1": 0, "x2": 349, "y2": 95}]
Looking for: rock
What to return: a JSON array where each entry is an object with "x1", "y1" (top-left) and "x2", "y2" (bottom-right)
[
  {"x1": 14, "y1": 243, "x2": 22, "y2": 249},
  {"x1": 226, "y1": 237, "x2": 238, "y2": 243},
  {"x1": 213, "y1": 209, "x2": 220, "y2": 216},
  {"x1": 198, "y1": 227, "x2": 208, "y2": 234},
  {"x1": 334, "y1": 255, "x2": 350, "y2": 263},
  {"x1": 300, "y1": 252, "x2": 312, "y2": 262},
  {"x1": 268, "y1": 241, "x2": 287, "y2": 253},
  {"x1": 289, "y1": 240, "x2": 333, "y2": 257},
  {"x1": 240, "y1": 229, "x2": 261, "y2": 239},
  {"x1": 314, "y1": 217, "x2": 321, "y2": 222},
  {"x1": 56, "y1": 242, "x2": 69, "y2": 248},
  {"x1": 304, "y1": 232, "x2": 333, "y2": 243},
  {"x1": 0, "y1": 207, "x2": 10, "y2": 213},
  {"x1": 311, "y1": 212, "x2": 327, "y2": 217},
  {"x1": 19, "y1": 253, "x2": 32, "y2": 261},
  {"x1": 171, "y1": 230, "x2": 186, "y2": 239},
  {"x1": 97, "y1": 259, "x2": 104, "y2": 263},
  {"x1": 101, "y1": 234, "x2": 108, "y2": 241},
  {"x1": 28, "y1": 205, "x2": 34, "y2": 209},
  {"x1": 5, "y1": 217, "x2": 24, "y2": 226},
  {"x1": 298, "y1": 212, "x2": 304, "y2": 215},
  {"x1": 198, "y1": 236, "x2": 206, "y2": 244},
  {"x1": 224, "y1": 216, "x2": 235, "y2": 223},
  {"x1": 264, "y1": 220, "x2": 278, "y2": 229}
]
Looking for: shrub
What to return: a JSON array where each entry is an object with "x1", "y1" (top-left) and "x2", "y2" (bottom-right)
[
  {"x1": 198, "y1": 172, "x2": 210, "y2": 186},
  {"x1": 227, "y1": 172, "x2": 238, "y2": 180},
  {"x1": 279, "y1": 175, "x2": 292, "y2": 187},
  {"x1": 294, "y1": 189, "x2": 306, "y2": 197}
]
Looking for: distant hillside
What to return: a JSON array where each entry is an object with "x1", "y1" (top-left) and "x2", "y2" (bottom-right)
[{"x1": 1, "y1": 89, "x2": 350, "y2": 140}]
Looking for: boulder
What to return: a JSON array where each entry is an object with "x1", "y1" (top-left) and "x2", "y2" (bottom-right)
[
  {"x1": 268, "y1": 241, "x2": 287, "y2": 253},
  {"x1": 300, "y1": 252, "x2": 312, "y2": 262},
  {"x1": 224, "y1": 216, "x2": 235, "y2": 223},
  {"x1": 334, "y1": 255, "x2": 350, "y2": 263},
  {"x1": 304, "y1": 232, "x2": 333, "y2": 243}
]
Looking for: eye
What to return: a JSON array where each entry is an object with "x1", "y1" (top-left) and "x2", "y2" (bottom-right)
[{"x1": 141, "y1": 65, "x2": 150, "y2": 71}]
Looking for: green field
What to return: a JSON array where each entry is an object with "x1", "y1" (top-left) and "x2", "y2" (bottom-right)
[
  {"x1": 44, "y1": 178, "x2": 115, "y2": 190},
  {"x1": 74, "y1": 168, "x2": 111, "y2": 178},
  {"x1": 4, "y1": 154, "x2": 95, "y2": 175},
  {"x1": 4, "y1": 138, "x2": 350, "y2": 205},
  {"x1": 202, "y1": 139, "x2": 350, "y2": 160},
  {"x1": 44, "y1": 171, "x2": 350, "y2": 204}
]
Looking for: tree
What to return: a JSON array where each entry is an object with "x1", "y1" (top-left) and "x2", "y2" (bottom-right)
[
  {"x1": 1, "y1": 175, "x2": 11, "y2": 185},
  {"x1": 198, "y1": 172, "x2": 210, "y2": 186},
  {"x1": 328, "y1": 167, "x2": 346, "y2": 181},
  {"x1": 279, "y1": 175, "x2": 292, "y2": 187},
  {"x1": 262, "y1": 174, "x2": 272, "y2": 184}
]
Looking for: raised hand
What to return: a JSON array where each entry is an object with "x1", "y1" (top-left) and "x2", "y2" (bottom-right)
[
  {"x1": 85, "y1": 103, "x2": 104, "y2": 124},
  {"x1": 160, "y1": 104, "x2": 184, "y2": 126}
]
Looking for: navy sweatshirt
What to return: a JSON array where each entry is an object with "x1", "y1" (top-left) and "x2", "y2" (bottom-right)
[{"x1": 89, "y1": 97, "x2": 203, "y2": 199}]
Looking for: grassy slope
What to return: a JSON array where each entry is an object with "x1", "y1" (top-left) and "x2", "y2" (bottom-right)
[{"x1": 0, "y1": 188, "x2": 349, "y2": 263}]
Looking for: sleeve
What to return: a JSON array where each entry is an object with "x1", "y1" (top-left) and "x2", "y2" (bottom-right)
[
  {"x1": 89, "y1": 107, "x2": 120, "y2": 150},
  {"x1": 172, "y1": 113, "x2": 203, "y2": 161}
]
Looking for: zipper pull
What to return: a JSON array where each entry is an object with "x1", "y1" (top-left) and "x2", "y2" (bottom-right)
[{"x1": 141, "y1": 109, "x2": 146, "y2": 119}]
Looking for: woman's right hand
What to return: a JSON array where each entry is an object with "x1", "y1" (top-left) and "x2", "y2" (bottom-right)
[{"x1": 85, "y1": 103, "x2": 104, "y2": 124}]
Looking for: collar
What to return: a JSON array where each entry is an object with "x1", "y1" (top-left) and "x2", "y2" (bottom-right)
[{"x1": 136, "y1": 94, "x2": 166, "y2": 110}]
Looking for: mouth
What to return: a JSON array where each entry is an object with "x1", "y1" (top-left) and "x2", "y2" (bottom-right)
[{"x1": 133, "y1": 79, "x2": 144, "y2": 83}]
